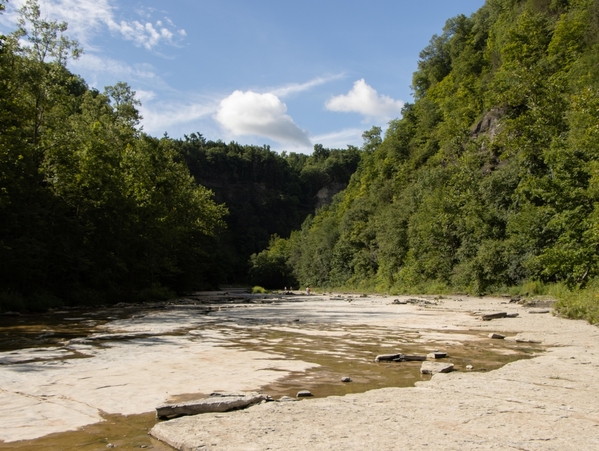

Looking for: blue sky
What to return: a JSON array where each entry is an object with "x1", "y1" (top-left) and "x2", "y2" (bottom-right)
[{"x1": 1, "y1": 0, "x2": 486, "y2": 153}]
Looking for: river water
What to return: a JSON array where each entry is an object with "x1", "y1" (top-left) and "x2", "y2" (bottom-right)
[{"x1": 0, "y1": 292, "x2": 542, "y2": 450}]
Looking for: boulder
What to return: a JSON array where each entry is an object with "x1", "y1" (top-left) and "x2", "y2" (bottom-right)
[
  {"x1": 420, "y1": 362, "x2": 454, "y2": 375},
  {"x1": 341, "y1": 376, "x2": 352, "y2": 382},
  {"x1": 155, "y1": 393, "x2": 268, "y2": 419}
]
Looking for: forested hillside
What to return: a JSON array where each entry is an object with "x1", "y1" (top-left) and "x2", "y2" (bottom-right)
[
  {"x1": 0, "y1": 0, "x2": 361, "y2": 310},
  {"x1": 254, "y1": 0, "x2": 599, "y2": 322},
  {"x1": 175, "y1": 136, "x2": 360, "y2": 283}
]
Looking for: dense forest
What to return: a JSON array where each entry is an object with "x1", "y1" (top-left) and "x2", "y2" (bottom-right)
[
  {"x1": 0, "y1": 0, "x2": 360, "y2": 310},
  {"x1": 252, "y1": 0, "x2": 599, "y2": 322}
]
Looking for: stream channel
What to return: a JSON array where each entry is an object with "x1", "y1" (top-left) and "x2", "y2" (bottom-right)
[{"x1": 0, "y1": 291, "x2": 543, "y2": 450}]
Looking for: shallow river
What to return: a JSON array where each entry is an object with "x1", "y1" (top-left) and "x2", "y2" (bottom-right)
[{"x1": 0, "y1": 292, "x2": 542, "y2": 450}]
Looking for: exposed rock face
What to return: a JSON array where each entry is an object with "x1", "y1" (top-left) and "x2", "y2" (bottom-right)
[
  {"x1": 471, "y1": 107, "x2": 505, "y2": 138},
  {"x1": 314, "y1": 182, "x2": 347, "y2": 210}
]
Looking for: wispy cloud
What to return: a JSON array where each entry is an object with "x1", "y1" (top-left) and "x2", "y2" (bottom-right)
[
  {"x1": 70, "y1": 53, "x2": 171, "y2": 90},
  {"x1": 326, "y1": 79, "x2": 404, "y2": 121},
  {"x1": 140, "y1": 100, "x2": 218, "y2": 136},
  {"x1": 311, "y1": 128, "x2": 364, "y2": 149},
  {"x1": 269, "y1": 73, "x2": 344, "y2": 97},
  {"x1": 215, "y1": 90, "x2": 311, "y2": 148},
  {"x1": 4, "y1": 0, "x2": 185, "y2": 50}
]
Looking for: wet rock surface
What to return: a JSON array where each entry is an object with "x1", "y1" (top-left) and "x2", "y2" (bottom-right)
[
  {"x1": 1, "y1": 292, "x2": 580, "y2": 451},
  {"x1": 148, "y1": 297, "x2": 599, "y2": 451}
]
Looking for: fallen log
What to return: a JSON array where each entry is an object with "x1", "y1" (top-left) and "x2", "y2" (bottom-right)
[{"x1": 156, "y1": 393, "x2": 268, "y2": 420}]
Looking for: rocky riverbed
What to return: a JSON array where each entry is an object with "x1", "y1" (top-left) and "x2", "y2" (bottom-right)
[{"x1": 1, "y1": 291, "x2": 597, "y2": 450}]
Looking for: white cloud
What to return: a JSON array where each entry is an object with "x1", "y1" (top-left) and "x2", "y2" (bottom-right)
[
  {"x1": 140, "y1": 101, "x2": 217, "y2": 136},
  {"x1": 269, "y1": 73, "x2": 344, "y2": 97},
  {"x1": 70, "y1": 53, "x2": 170, "y2": 89},
  {"x1": 215, "y1": 90, "x2": 311, "y2": 148},
  {"x1": 3, "y1": 0, "x2": 185, "y2": 50},
  {"x1": 311, "y1": 128, "x2": 364, "y2": 150},
  {"x1": 326, "y1": 79, "x2": 404, "y2": 121}
]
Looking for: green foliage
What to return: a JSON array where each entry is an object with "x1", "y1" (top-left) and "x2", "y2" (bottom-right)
[
  {"x1": 251, "y1": 286, "x2": 269, "y2": 294},
  {"x1": 555, "y1": 277, "x2": 599, "y2": 324},
  {"x1": 266, "y1": 0, "x2": 599, "y2": 301},
  {"x1": 0, "y1": 3, "x2": 227, "y2": 309},
  {"x1": 249, "y1": 235, "x2": 297, "y2": 289}
]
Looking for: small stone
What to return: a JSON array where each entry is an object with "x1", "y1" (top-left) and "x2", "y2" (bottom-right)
[
  {"x1": 297, "y1": 390, "x2": 313, "y2": 398},
  {"x1": 466, "y1": 365, "x2": 473, "y2": 370},
  {"x1": 489, "y1": 333, "x2": 506, "y2": 339},
  {"x1": 341, "y1": 376, "x2": 352, "y2": 382},
  {"x1": 420, "y1": 362, "x2": 454, "y2": 375},
  {"x1": 106, "y1": 444, "x2": 115, "y2": 449},
  {"x1": 427, "y1": 352, "x2": 447, "y2": 359}
]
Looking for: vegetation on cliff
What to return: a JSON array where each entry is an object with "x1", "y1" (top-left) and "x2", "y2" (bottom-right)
[{"x1": 252, "y1": 0, "x2": 599, "y2": 322}]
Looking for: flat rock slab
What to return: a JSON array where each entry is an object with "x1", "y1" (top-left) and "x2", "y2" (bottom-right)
[
  {"x1": 420, "y1": 361, "x2": 454, "y2": 375},
  {"x1": 489, "y1": 333, "x2": 506, "y2": 339},
  {"x1": 481, "y1": 312, "x2": 508, "y2": 321},
  {"x1": 375, "y1": 353, "x2": 402, "y2": 362},
  {"x1": 529, "y1": 309, "x2": 551, "y2": 314},
  {"x1": 156, "y1": 393, "x2": 267, "y2": 419}
]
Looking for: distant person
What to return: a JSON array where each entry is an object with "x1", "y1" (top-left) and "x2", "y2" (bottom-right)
[{"x1": 306, "y1": 286, "x2": 311, "y2": 295}]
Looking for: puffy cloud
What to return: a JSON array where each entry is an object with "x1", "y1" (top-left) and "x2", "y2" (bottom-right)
[
  {"x1": 215, "y1": 91, "x2": 311, "y2": 147},
  {"x1": 326, "y1": 79, "x2": 404, "y2": 121}
]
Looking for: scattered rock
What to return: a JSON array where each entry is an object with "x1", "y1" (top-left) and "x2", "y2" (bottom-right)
[
  {"x1": 341, "y1": 376, "x2": 352, "y2": 382},
  {"x1": 297, "y1": 390, "x2": 313, "y2": 398},
  {"x1": 155, "y1": 393, "x2": 268, "y2": 419},
  {"x1": 515, "y1": 338, "x2": 542, "y2": 344},
  {"x1": 427, "y1": 352, "x2": 447, "y2": 359},
  {"x1": 374, "y1": 353, "x2": 402, "y2": 362},
  {"x1": 392, "y1": 299, "x2": 408, "y2": 305},
  {"x1": 528, "y1": 309, "x2": 551, "y2": 314},
  {"x1": 489, "y1": 333, "x2": 506, "y2": 339},
  {"x1": 420, "y1": 361, "x2": 454, "y2": 375},
  {"x1": 278, "y1": 396, "x2": 297, "y2": 402},
  {"x1": 481, "y1": 312, "x2": 508, "y2": 321},
  {"x1": 400, "y1": 355, "x2": 427, "y2": 362},
  {"x1": 509, "y1": 296, "x2": 521, "y2": 303}
]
